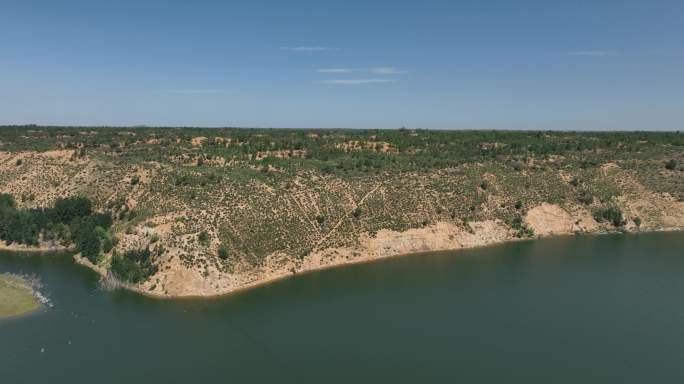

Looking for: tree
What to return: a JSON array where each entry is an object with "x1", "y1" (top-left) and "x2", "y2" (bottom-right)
[
  {"x1": 71, "y1": 218, "x2": 102, "y2": 263},
  {"x1": 218, "y1": 244, "x2": 229, "y2": 260},
  {"x1": 198, "y1": 231, "x2": 210, "y2": 245},
  {"x1": 91, "y1": 212, "x2": 113, "y2": 229},
  {"x1": 352, "y1": 207, "x2": 363, "y2": 218},
  {"x1": 53, "y1": 196, "x2": 92, "y2": 223},
  {"x1": 78, "y1": 230, "x2": 102, "y2": 263},
  {"x1": 0, "y1": 193, "x2": 16, "y2": 210},
  {"x1": 111, "y1": 248, "x2": 157, "y2": 284}
]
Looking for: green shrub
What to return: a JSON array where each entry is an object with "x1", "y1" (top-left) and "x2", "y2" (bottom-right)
[
  {"x1": 511, "y1": 214, "x2": 524, "y2": 229},
  {"x1": 516, "y1": 227, "x2": 534, "y2": 238},
  {"x1": 510, "y1": 214, "x2": 534, "y2": 238},
  {"x1": 511, "y1": 161, "x2": 525, "y2": 171},
  {"x1": 593, "y1": 206, "x2": 625, "y2": 227},
  {"x1": 577, "y1": 193, "x2": 593, "y2": 205},
  {"x1": 665, "y1": 159, "x2": 677, "y2": 170}
]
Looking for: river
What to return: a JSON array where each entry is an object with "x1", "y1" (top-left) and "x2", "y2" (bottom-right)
[{"x1": 1, "y1": 232, "x2": 684, "y2": 383}]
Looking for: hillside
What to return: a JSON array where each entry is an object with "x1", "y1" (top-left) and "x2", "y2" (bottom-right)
[{"x1": 1, "y1": 126, "x2": 683, "y2": 297}]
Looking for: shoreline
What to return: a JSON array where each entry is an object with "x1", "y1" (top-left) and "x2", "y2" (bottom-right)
[
  {"x1": 0, "y1": 304, "x2": 45, "y2": 323},
  {"x1": 93, "y1": 226, "x2": 684, "y2": 300},
  {"x1": 3, "y1": 226, "x2": 682, "y2": 300},
  {"x1": 0, "y1": 241, "x2": 74, "y2": 253}
]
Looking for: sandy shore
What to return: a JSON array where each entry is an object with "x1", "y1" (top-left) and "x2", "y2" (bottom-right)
[
  {"x1": 0, "y1": 241, "x2": 73, "y2": 253},
  {"x1": 97, "y1": 222, "x2": 684, "y2": 300}
]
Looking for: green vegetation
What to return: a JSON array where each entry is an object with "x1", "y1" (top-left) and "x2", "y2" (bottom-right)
[
  {"x1": 577, "y1": 192, "x2": 594, "y2": 205},
  {"x1": 0, "y1": 194, "x2": 112, "y2": 262},
  {"x1": 198, "y1": 231, "x2": 210, "y2": 245},
  {"x1": 511, "y1": 214, "x2": 534, "y2": 238},
  {"x1": 0, "y1": 126, "x2": 681, "y2": 175},
  {"x1": 218, "y1": 243, "x2": 230, "y2": 260},
  {"x1": 593, "y1": 206, "x2": 626, "y2": 228},
  {"x1": 111, "y1": 249, "x2": 158, "y2": 284}
]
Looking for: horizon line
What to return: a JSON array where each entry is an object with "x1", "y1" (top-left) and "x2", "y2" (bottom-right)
[{"x1": 0, "y1": 124, "x2": 680, "y2": 133}]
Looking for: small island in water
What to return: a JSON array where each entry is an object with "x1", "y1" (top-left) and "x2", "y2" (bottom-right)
[
  {"x1": 0, "y1": 273, "x2": 41, "y2": 319},
  {"x1": 0, "y1": 126, "x2": 683, "y2": 298}
]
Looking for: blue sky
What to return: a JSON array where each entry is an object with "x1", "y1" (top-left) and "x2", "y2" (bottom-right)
[{"x1": 1, "y1": 0, "x2": 682, "y2": 130}]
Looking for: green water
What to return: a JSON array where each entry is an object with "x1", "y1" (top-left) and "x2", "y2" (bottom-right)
[{"x1": 1, "y1": 232, "x2": 684, "y2": 383}]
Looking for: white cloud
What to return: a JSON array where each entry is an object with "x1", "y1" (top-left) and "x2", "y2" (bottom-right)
[
  {"x1": 281, "y1": 46, "x2": 337, "y2": 52},
  {"x1": 162, "y1": 89, "x2": 231, "y2": 95},
  {"x1": 317, "y1": 68, "x2": 354, "y2": 73},
  {"x1": 316, "y1": 67, "x2": 408, "y2": 75},
  {"x1": 370, "y1": 66, "x2": 407, "y2": 75},
  {"x1": 321, "y1": 79, "x2": 395, "y2": 85},
  {"x1": 567, "y1": 50, "x2": 615, "y2": 57}
]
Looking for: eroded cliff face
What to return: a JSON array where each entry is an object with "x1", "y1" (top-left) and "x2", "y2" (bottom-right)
[
  {"x1": 133, "y1": 201, "x2": 684, "y2": 298},
  {"x1": 2, "y1": 149, "x2": 683, "y2": 298}
]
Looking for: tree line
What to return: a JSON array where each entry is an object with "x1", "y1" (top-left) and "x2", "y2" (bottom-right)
[{"x1": 0, "y1": 194, "x2": 113, "y2": 263}]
